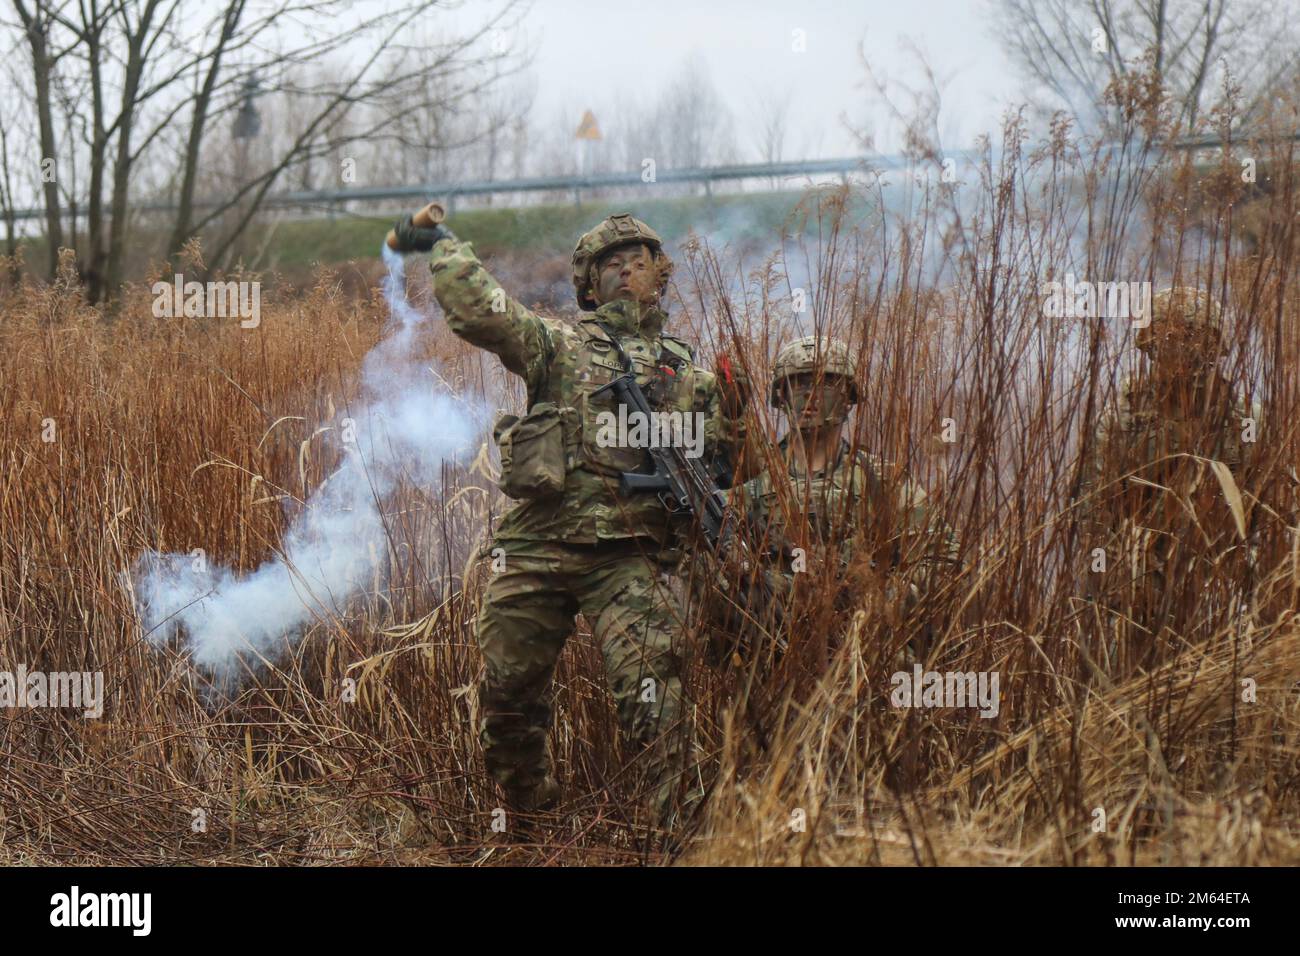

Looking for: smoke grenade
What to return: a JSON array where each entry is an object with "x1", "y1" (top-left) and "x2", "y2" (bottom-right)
[{"x1": 132, "y1": 246, "x2": 483, "y2": 680}]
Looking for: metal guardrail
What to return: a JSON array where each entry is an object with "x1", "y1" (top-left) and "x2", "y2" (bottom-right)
[
  {"x1": 7, "y1": 157, "x2": 879, "y2": 222},
  {"x1": 9, "y1": 133, "x2": 1297, "y2": 222},
  {"x1": 275, "y1": 156, "x2": 880, "y2": 207}
]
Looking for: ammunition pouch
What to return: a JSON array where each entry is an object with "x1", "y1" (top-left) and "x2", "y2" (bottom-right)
[{"x1": 494, "y1": 401, "x2": 577, "y2": 500}]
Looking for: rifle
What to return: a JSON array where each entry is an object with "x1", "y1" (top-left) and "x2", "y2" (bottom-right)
[{"x1": 590, "y1": 327, "x2": 788, "y2": 653}]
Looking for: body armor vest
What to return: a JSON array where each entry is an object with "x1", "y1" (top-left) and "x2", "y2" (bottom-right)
[
  {"x1": 535, "y1": 317, "x2": 700, "y2": 478},
  {"x1": 748, "y1": 444, "x2": 887, "y2": 548}
]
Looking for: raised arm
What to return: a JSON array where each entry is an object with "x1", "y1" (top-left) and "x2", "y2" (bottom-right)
[{"x1": 429, "y1": 238, "x2": 553, "y2": 388}]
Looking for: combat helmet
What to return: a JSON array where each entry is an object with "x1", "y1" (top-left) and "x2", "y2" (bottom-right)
[
  {"x1": 770, "y1": 335, "x2": 861, "y2": 407},
  {"x1": 1136, "y1": 286, "x2": 1225, "y2": 354},
  {"x1": 571, "y1": 213, "x2": 671, "y2": 310}
]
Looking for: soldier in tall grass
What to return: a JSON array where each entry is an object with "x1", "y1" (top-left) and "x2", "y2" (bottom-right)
[
  {"x1": 1081, "y1": 286, "x2": 1261, "y2": 674},
  {"x1": 391, "y1": 211, "x2": 746, "y2": 827},
  {"x1": 706, "y1": 335, "x2": 959, "y2": 672}
]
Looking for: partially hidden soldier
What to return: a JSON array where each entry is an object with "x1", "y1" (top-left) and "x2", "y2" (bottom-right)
[
  {"x1": 391, "y1": 210, "x2": 745, "y2": 827},
  {"x1": 1080, "y1": 285, "x2": 1260, "y2": 673},
  {"x1": 706, "y1": 335, "x2": 959, "y2": 670}
]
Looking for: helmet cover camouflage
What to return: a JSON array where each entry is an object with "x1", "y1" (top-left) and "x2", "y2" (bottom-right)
[
  {"x1": 571, "y1": 213, "x2": 671, "y2": 310},
  {"x1": 1136, "y1": 285, "x2": 1225, "y2": 353},
  {"x1": 769, "y1": 335, "x2": 861, "y2": 407}
]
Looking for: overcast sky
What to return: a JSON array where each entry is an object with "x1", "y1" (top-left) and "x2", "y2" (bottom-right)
[{"x1": 449, "y1": 0, "x2": 1026, "y2": 161}]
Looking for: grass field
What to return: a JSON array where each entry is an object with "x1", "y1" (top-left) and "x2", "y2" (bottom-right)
[{"x1": 3, "y1": 118, "x2": 1300, "y2": 866}]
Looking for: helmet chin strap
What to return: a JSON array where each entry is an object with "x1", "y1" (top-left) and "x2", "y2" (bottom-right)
[{"x1": 786, "y1": 413, "x2": 847, "y2": 477}]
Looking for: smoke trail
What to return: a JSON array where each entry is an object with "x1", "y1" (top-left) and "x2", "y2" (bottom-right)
[{"x1": 133, "y1": 246, "x2": 483, "y2": 679}]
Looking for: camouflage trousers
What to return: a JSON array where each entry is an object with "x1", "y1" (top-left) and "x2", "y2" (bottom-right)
[{"x1": 475, "y1": 537, "x2": 693, "y2": 823}]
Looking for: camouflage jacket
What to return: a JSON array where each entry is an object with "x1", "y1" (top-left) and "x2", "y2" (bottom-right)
[
  {"x1": 729, "y1": 437, "x2": 960, "y2": 594},
  {"x1": 1086, "y1": 374, "x2": 1258, "y2": 512},
  {"x1": 1081, "y1": 372, "x2": 1260, "y2": 541},
  {"x1": 429, "y1": 237, "x2": 743, "y2": 547}
]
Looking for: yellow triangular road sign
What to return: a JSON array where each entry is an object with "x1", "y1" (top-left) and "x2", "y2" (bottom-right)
[{"x1": 575, "y1": 109, "x2": 602, "y2": 141}]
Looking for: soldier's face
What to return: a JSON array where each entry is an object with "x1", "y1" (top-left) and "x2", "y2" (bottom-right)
[
  {"x1": 592, "y1": 244, "x2": 659, "y2": 306},
  {"x1": 785, "y1": 372, "x2": 851, "y2": 427}
]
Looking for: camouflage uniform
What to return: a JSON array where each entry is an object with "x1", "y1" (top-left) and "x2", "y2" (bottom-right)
[
  {"x1": 737, "y1": 439, "x2": 957, "y2": 588},
  {"x1": 706, "y1": 337, "x2": 958, "y2": 665},
  {"x1": 428, "y1": 214, "x2": 741, "y2": 821},
  {"x1": 1081, "y1": 287, "x2": 1259, "y2": 668}
]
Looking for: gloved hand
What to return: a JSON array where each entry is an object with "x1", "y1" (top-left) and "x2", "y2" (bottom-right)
[
  {"x1": 715, "y1": 354, "x2": 751, "y2": 419},
  {"x1": 391, "y1": 214, "x2": 456, "y2": 253}
]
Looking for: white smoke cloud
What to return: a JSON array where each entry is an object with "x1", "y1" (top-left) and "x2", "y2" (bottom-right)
[{"x1": 133, "y1": 246, "x2": 484, "y2": 679}]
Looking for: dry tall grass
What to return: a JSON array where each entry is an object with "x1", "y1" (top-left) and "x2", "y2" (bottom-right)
[{"x1": 2, "y1": 103, "x2": 1298, "y2": 866}]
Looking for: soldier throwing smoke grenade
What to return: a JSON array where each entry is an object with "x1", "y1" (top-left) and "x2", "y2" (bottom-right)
[
  {"x1": 389, "y1": 207, "x2": 746, "y2": 828},
  {"x1": 707, "y1": 335, "x2": 959, "y2": 671}
]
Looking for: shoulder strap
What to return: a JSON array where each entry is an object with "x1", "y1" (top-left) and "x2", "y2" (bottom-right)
[
  {"x1": 578, "y1": 316, "x2": 608, "y2": 337},
  {"x1": 595, "y1": 320, "x2": 633, "y2": 372},
  {"x1": 852, "y1": 449, "x2": 890, "y2": 501}
]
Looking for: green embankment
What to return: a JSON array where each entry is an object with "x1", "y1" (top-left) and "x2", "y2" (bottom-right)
[
  {"x1": 7, "y1": 187, "x2": 854, "y2": 279},
  {"x1": 267, "y1": 189, "x2": 824, "y2": 268}
]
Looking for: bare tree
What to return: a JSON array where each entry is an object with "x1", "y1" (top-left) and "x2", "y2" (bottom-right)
[
  {"x1": 2, "y1": 0, "x2": 528, "y2": 298},
  {"x1": 478, "y1": 77, "x2": 535, "y2": 190},
  {"x1": 751, "y1": 86, "x2": 792, "y2": 166},
  {"x1": 991, "y1": 0, "x2": 1299, "y2": 135},
  {"x1": 594, "y1": 52, "x2": 736, "y2": 192},
  {"x1": 164, "y1": 0, "x2": 244, "y2": 267},
  {"x1": 608, "y1": 88, "x2": 657, "y2": 174},
  {"x1": 0, "y1": 107, "x2": 21, "y2": 280},
  {"x1": 186, "y1": 2, "x2": 528, "y2": 268},
  {"x1": 656, "y1": 53, "x2": 736, "y2": 169},
  {"x1": 47, "y1": 0, "x2": 234, "y2": 298},
  {"x1": 751, "y1": 85, "x2": 792, "y2": 190},
  {"x1": 11, "y1": 0, "x2": 67, "y2": 280}
]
